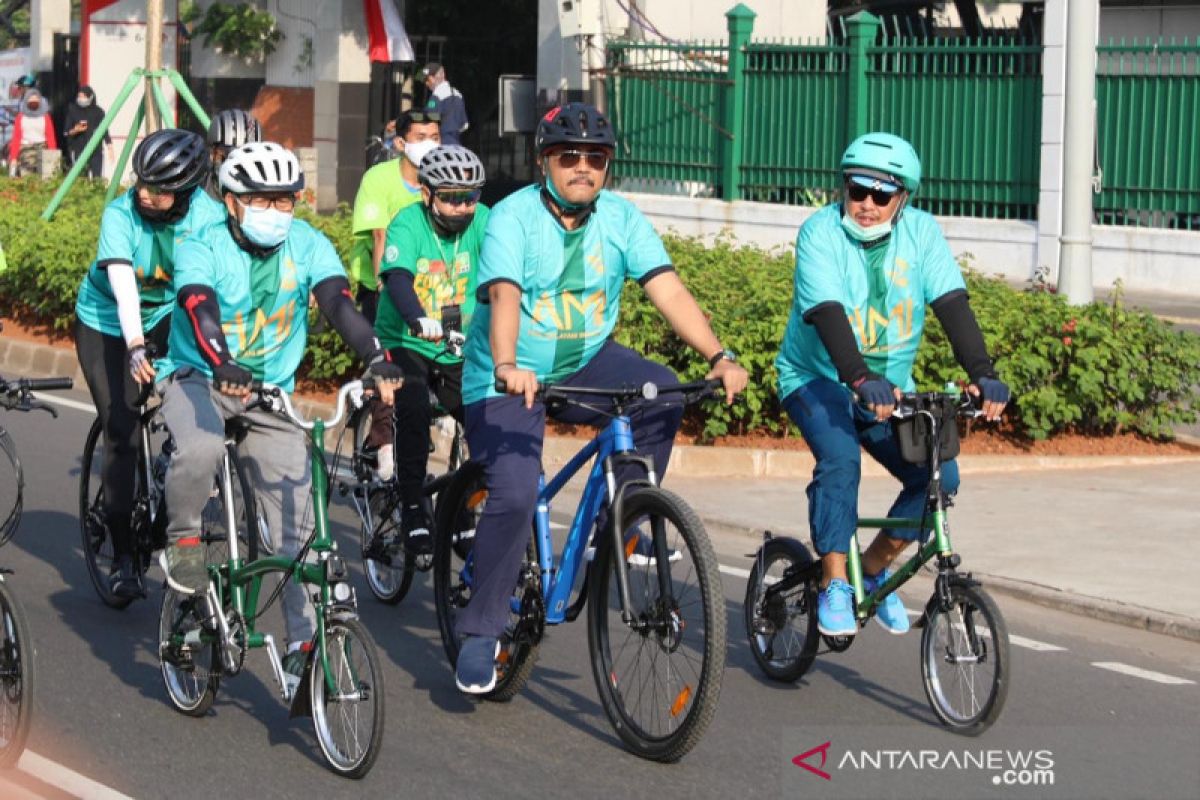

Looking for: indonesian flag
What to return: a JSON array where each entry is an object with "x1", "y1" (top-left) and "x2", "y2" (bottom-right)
[{"x1": 364, "y1": 0, "x2": 415, "y2": 63}]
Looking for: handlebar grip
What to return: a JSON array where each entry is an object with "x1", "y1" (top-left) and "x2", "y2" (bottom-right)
[{"x1": 23, "y1": 377, "x2": 73, "y2": 391}]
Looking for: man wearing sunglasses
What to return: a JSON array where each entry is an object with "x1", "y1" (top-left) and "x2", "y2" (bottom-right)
[
  {"x1": 451, "y1": 102, "x2": 749, "y2": 694},
  {"x1": 775, "y1": 132, "x2": 1010, "y2": 639},
  {"x1": 369, "y1": 145, "x2": 489, "y2": 560}
]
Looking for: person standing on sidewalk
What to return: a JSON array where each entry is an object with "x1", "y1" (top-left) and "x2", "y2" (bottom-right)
[
  {"x1": 6, "y1": 89, "x2": 57, "y2": 177},
  {"x1": 64, "y1": 86, "x2": 114, "y2": 179},
  {"x1": 775, "y1": 132, "x2": 1010, "y2": 639},
  {"x1": 451, "y1": 102, "x2": 748, "y2": 694},
  {"x1": 350, "y1": 109, "x2": 441, "y2": 480},
  {"x1": 420, "y1": 63, "x2": 467, "y2": 146}
]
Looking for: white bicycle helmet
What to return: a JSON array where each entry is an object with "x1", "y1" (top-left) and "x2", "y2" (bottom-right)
[
  {"x1": 418, "y1": 145, "x2": 486, "y2": 190},
  {"x1": 218, "y1": 142, "x2": 305, "y2": 194}
]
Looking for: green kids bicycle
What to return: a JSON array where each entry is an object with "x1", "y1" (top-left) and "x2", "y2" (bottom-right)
[
  {"x1": 157, "y1": 379, "x2": 384, "y2": 777},
  {"x1": 744, "y1": 390, "x2": 1010, "y2": 735}
]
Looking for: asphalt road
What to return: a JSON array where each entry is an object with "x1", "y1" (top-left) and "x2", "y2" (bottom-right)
[{"x1": 0, "y1": 389, "x2": 1197, "y2": 800}]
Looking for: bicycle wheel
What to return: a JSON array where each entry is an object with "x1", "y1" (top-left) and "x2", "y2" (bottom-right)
[
  {"x1": 311, "y1": 617, "x2": 384, "y2": 778},
  {"x1": 158, "y1": 586, "x2": 220, "y2": 716},
  {"x1": 359, "y1": 485, "x2": 415, "y2": 605},
  {"x1": 79, "y1": 417, "x2": 136, "y2": 609},
  {"x1": 433, "y1": 462, "x2": 538, "y2": 701},
  {"x1": 744, "y1": 536, "x2": 820, "y2": 683},
  {"x1": 920, "y1": 581, "x2": 1010, "y2": 735},
  {"x1": 587, "y1": 487, "x2": 725, "y2": 762},
  {"x1": 0, "y1": 579, "x2": 34, "y2": 767}
]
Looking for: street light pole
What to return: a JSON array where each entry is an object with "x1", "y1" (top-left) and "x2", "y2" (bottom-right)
[{"x1": 1058, "y1": 0, "x2": 1098, "y2": 305}]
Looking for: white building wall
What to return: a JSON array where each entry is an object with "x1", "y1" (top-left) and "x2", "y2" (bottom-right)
[{"x1": 187, "y1": 0, "x2": 266, "y2": 80}]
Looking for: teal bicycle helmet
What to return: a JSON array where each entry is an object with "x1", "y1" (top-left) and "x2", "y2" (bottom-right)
[{"x1": 840, "y1": 132, "x2": 921, "y2": 193}]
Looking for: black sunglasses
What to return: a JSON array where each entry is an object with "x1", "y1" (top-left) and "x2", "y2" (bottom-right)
[
  {"x1": 406, "y1": 111, "x2": 441, "y2": 124},
  {"x1": 435, "y1": 189, "x2": 482, "y2": 206},
  {"x1": 846, "y1": 182, "x2": 900, "y2": 206},
  {"x1": 553, "y1": 149, "x2": 611, "y2": 170}
]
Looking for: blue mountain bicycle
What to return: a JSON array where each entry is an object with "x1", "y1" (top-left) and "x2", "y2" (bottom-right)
[{"x1": 433, "y1": 380, "x2": 726, "y2": 762}]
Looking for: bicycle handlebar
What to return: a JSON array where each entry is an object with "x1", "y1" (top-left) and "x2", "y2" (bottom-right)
[
  {"x1": 494, "y1": 377, "x2": 723, "y2": 405},
  {"x1": 0, "y1": 375, "x2": 73, "y2": 416},
  {"x1": 248, "y1": 379, "x2": 374, "y2": 432},
  {"x1": 19, "y1": 377, "x2": 73, "y2": 392}
]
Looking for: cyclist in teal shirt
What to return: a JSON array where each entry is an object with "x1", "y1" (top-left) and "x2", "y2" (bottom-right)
[
  {"x1": 775, "y1": 132, "x2": 1009, "y2": 638},
  {"x1": 156, "y1": 142, "x2": 403, "y2": 685},
  {"x1": 452, "y1": 103, "x2": 748, "y2": 695},
  {"x1": 74, "y1": 128, "x2": 220, "y2": 600}
]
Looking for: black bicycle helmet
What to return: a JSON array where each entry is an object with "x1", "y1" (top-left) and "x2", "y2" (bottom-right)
[
  {"x1": 132, "y1": 129, "x2": 209, "y2": 193},
  {"x1": 207, "y1": 109, "x2": 263, "y2": 149},
  {"x1": 534, "y1": 102, "x2": 616, "y2": 154},
  {"x1": 419, "y1": 145, "x2": 486, "y2": 190}
]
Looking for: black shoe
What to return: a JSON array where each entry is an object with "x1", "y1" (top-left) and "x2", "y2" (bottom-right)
[
  {"x1": 402, "y1": 505, "x2": 433, "y2": 557},
  {"x1": 362, "y1": 534, "x2": 394, "y2": 566},
  {"x1": 110, "y1": 554, "x2": 146, "y2": 600}
]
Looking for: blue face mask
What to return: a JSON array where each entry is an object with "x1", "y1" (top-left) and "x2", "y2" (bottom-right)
[{"x1": 240, "y1": 205, "x2": 293, "y2": 248}]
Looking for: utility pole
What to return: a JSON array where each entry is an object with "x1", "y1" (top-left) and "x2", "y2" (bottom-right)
[
  {"x1": 144, "y1": 0, "x2": 164, "y2": 131},
  {"x1": 1058, "y1": 0, "x2": 1098, "y2": 305}
]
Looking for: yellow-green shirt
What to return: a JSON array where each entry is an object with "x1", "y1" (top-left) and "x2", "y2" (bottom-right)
[{"x1": 348, "y1": 160, "x2": 421, "y2": 287}]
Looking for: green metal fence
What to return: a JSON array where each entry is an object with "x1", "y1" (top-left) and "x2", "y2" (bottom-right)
[{"x1": 1096, "y1": 39, "x2": 1200, "y2": 231}]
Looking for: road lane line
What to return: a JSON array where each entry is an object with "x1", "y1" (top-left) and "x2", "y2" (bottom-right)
[
  {"x1": 31, "y1": 393, "x2": 97, "y2": 415},
  {"x1": 1091, "y1": 662, "x2": 1196, "y2": 685},
  {"x1": 1008, "y1": 634, "x2": 1067, "y2": 652},
  {"x1": 18, "y1": 750, "x2": 134, "y2": 800},
  {"x1": 719, "y1": 564, "x2": 751, "y2": 580}
]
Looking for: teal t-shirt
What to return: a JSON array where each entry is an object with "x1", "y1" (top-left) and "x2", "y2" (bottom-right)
[
  {"x1": 775, "y1": 204, "x2": 966, "y2": 399},
  {"x1": 156, "y1": 218, "x2": 346, "y2": 391},
  {"x1": 375, "y1": 201, "x2": 489, "y2": 362},
  {"x1": 461, "y1": 185, "x2": 670, "y2": 405},
  {"x1": 74, "y1": 187, "x2": 226, "y2": 337}
]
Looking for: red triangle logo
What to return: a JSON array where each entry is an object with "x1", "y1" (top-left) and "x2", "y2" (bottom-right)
[{"x1": 792, "y1": 741, "x2": 832, "y2": 780}]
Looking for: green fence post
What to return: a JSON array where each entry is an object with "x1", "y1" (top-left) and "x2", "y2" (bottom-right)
[
  {"x1": 722, "y1": 3, "x2": 756, "y2": 201},
  {"x1": 844, "y1": 11, "x2": 880, "y2": 140}
]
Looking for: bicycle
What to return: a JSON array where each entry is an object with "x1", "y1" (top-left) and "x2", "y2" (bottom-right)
[
  {"x1": 341, "y1": 315, "x2": 467, "y2": 605},
  {"x1": 743, "y1": 390, "x2": 1011, "y2": 735},
  {"x1": 434, "y1": 379, "x2": 726, "y2": 762},
  {"x1": 79, "y1": 382, "x2": 261, "y2": 608},
  {"x1": 0, "y1": 373, "x2": 73, "y2": 766},
  {"x1": 157, "y1": 379, "x2": 384, "y2": 778}
]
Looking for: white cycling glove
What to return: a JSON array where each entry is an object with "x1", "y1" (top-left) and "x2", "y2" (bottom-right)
[{"x1": 415, "y1": 317, "x2": 443, "y2": 340}]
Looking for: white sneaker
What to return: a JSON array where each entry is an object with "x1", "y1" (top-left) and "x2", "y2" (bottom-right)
[{"x1": 376, "y1": 444, "x2": 395, "y2": 481}]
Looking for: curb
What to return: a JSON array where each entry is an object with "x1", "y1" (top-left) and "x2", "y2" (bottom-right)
[
  {"x1": 4, "y1": 336, "x2": 1199, "y2": 478},
  {"x1": 700, "y1": 517, "x2": 1200, "y2": 643}
]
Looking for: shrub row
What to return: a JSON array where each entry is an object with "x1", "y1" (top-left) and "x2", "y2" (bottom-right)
[{"x1": 1, "y1": 176, "x2": 1196, "y2": 441}]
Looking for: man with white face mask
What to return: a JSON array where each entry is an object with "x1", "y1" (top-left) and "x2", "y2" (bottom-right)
[
  {"x1": 154, "y1": 142, "x2": 404, "y2": 684},
  {"x1": 775, "y1": 132, "x2": 1009, "y2": 639}
]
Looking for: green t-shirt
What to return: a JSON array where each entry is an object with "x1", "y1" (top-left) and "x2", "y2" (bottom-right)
[
  {"x1": 375, "y1": 202, "x2": 489, "y2": 362},
  {"x1": 348, "y1": 160, "x2": 422, "y2": 287}
]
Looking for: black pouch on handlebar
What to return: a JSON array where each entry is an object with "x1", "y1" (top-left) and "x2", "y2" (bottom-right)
[{"x1": 892, "y1": 398, "x2": 960, "y2": 465}]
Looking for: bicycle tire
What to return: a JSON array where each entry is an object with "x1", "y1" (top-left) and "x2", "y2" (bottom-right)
[
  {"x1": 0, "y1": 578, "x2": 34, "y2": 767},
  {"x1": 919, "y1": 581, "x2": 1010, "y2": 735},
  {"x1": 310, "y1": 617, "x2": 385, "y2": 778},
  {"x1": 587, "y1": 487, "x2": 725, "y2": 762},
  {"x1": 158, "y1": 586, "x2": 220, "y2": 716},
  {"x1": 79, "y1": 417, "x2": 137, "y2": 609},
  {"x1": 744, "y1": 536, "x2": 820, "y2": 683},
  {"x1": 433, "y1": 462, "x2": 538, "y2": 701},
  {"x1": 360, "y1": 484, "x2": 415, "y2": 605}
]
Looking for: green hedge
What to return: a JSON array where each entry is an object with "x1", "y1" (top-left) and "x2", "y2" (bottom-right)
[{"x1": 2, "y1": 176, "x2": 1197, "y2": 441}]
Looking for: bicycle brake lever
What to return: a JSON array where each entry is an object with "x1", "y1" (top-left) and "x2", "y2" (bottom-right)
[{"x1": 23, "y1": 399, "x2": 57, "y2": 418}]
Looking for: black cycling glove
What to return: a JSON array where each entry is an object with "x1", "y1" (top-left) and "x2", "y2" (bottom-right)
[
  {"x1": 213, "y1": 361, "x2": 253, "y2": 392},
  {"x1": 974, "y1": 376, "x2": 1010, "y2": 405},
  {"x1": 852, "y1": 373, "x2": 896, "y2": 409},
  {"x1": 365, "y1": 352, "x2": 404, "y2": 384}
]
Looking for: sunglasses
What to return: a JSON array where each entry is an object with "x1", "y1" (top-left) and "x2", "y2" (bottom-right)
[
  {"x1": 845, "y1": 182, "x2": 900, "y2": 206},
  {"x1": 553, "y1": 149, "x2": 611, "y2": 170},
  {"x1": 407, "y1": 111, "x2": 442, "y2": 123},
  {"x1": 435, "y1": 189, "x2": 482, "y2": 206},
  {"x1": 137, "y1": 183, "x2": 174, "y2": 198}
]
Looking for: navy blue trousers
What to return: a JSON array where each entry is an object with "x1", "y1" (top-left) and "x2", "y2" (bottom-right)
[
  {"x1": 456, "y1": 341, "x2": 684, "y2": 639},
  {"x1": 782, "y1": 378, "x2": 960, "y2": 556}
]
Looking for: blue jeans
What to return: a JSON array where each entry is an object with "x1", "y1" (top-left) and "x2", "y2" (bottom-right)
[{"x1": 782, "y1": 378, "x2": 959, "y2": 556}]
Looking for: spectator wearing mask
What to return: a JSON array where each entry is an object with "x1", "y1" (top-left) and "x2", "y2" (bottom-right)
[
  {"x1": 64, "y1": 86, "x2": 114, "y2": 179},
  {"x1": 7, "y1": 90, "x2": 57, "y2": 177},
  {"x1": 420, "y1": 63, "x2": 468, "y2": 146}
]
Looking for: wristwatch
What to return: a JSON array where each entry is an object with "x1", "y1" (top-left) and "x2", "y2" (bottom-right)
[{"x1": 707, "y1": 349, "x2": 737, "y2": 369}]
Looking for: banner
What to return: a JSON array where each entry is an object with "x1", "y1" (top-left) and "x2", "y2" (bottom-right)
[{"x1": 364, "y1": 0, "x2": 414, "y2": 63}]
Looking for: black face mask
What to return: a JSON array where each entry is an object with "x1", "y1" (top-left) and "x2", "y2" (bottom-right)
[
  {"x1": 134, "y1": 189, "x2": 192, "y2": 225},
  {"x1": 427, "y1": 201, "x2": 474, "y2": 237}
]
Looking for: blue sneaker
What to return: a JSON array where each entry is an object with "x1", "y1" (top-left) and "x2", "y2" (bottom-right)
[
  {"x1": 455, "y1": 635, "x2": 499, "y2": 695},
  {"x1": 863, "y1": 568, "x2": 911, "y2": 635},
  {"x1": 817, "y1": 579, "x2": 857, "y2": 636}
]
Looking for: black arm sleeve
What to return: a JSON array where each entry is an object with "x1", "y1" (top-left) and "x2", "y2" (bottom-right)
[
  {"x1": 930, "y1": 289, "x2": 996, "y2": 383},
  {"x1": 177, "y1": 284, "x2": 233, "y2": 368},
  {"x1": 312, "y1": 276, "x2": 384, "y2": 361},
  {"x1": 805, "y1": 301, "x2": 871, "y2": 385},
  {"x1": 381, "y1": 270, "x2": 426, "y2": 326}
]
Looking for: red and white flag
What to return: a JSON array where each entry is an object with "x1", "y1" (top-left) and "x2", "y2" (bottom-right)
[{"x1": 364, "y1": 0, "x2": 415, "y2": 63}]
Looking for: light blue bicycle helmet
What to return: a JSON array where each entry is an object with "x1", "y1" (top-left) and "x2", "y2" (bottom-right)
[{"x1": 840, "y1": 132, "x2": 921, "y2": 193}]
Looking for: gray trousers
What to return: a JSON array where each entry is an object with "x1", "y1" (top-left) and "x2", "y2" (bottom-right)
[{"x1": 159, "y1": 368, "x2": 316, "y2": 645}]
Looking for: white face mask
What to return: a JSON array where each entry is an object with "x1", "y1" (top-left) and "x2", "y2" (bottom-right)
[
  {"x1": 403, "y1": 138, "x2": 438, "y2": 167},
  {"x1": 841, "y1": 212, "x2": 893, "y2": 243},
  {"x1": 240, "y1": 205, "x2": 293, "y2": 248}
]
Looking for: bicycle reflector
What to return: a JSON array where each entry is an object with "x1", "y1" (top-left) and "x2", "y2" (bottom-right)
[{"x1": 325, "y1": 553, "x2": 352, "y2": 602}]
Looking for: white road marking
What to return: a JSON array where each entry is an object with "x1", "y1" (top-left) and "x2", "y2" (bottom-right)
[
  {"x1": 719, "y1": 564, "x2": 752, "y2": 579},
  {"x1": 1009, "y1": 634, "x2": 1067, "y2": 652},
  {"x1": 1091, "y1": 662, "x2": 1196, "y2": 685},
  {"x1": 32, "y1": 392, "x2": 96, "y2": 415},
  {"x1": 18, "y1": 750, "x2": 135, "y2": 799}
]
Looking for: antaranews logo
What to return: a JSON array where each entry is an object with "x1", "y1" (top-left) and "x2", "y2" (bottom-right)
[{"x1": 792, "y1": 741, "x2": 1055, "y2": 787}]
